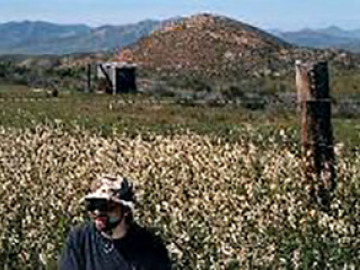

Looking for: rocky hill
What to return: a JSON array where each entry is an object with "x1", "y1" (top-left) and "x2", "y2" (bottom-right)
[{"x1": 127, "y1": 14, "x2": 360, "y2": 80}]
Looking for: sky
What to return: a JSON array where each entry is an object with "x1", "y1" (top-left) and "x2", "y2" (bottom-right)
[{"x1": 0, "y1": 0, "x2": 360, "y2": 31}]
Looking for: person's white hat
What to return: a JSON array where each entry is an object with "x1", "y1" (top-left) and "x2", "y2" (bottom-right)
[{"x1": 83, "y1": 175, "x2": 135, "y2": 209}]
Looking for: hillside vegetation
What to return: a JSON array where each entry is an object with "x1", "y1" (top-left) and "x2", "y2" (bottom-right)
[{"x1": 129, "y1": 14, "x2": 360, "y2": 82}]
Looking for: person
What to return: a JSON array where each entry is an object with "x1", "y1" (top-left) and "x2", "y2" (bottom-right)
[{"x1": 59, "y1": 175, "x2": 172, "y2": 270}]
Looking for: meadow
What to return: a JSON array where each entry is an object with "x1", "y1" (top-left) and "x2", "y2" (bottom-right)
[{"x1": 1, "y1": 82, "x2": 360, "y2": 269}]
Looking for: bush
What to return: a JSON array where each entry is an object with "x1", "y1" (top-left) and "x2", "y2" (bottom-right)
[
  {"x1": 0, "y1": 126, "x2": 359, "y2": 269},
  {"x1": 166, "y1": 74, "x2": 213, "y2": 93}
]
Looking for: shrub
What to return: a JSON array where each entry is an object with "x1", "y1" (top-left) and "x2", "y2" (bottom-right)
[{"x1": 0, "y1": 126, "x2": 359, "y2": 269}]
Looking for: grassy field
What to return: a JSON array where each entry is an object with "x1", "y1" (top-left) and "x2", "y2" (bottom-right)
[
  {"x1": 1, "y1": 82, "x2": 360, "y2": 269},
  {"x1": 1, "y1": 82, "x2": 360, "y2": 147}
]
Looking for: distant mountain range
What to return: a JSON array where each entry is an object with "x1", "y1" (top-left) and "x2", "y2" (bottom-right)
[
  {"x1": 0, "y1": 20, "x2": 164, "y2": 55},
  {"x1": 1, "y1": 14, "x2": 360, "y2": 90},
  {"x1": 1, "y1": 19, "x2": 360, "y2": 56},
  {"x1": 270, "y1": 26, "x2": 360, "y2": 53}
]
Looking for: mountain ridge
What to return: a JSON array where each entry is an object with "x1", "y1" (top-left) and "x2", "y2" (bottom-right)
[
  {"x1": 1, "y1": 14, "x2": 360, "y2": 90},
  {"x1": 0, "y1": 19, "x2": 163, "y2": 55},
  {"x1": 1, "y1": 17, "x2": 360, "y2": 55},
  {"x1": 272, "y1": 26, "x2": 360, "y2": 53}
]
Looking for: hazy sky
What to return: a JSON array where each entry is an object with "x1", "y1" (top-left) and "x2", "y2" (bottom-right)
[{"x1": 1, "y1": 0, "x2": 359, "y2": 31}]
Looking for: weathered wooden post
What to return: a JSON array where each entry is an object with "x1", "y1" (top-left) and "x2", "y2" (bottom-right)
[{"x1": 296, "y1": 60, "x2": 336, "y2": 208}]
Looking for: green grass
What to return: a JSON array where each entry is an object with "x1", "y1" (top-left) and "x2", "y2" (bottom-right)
[
  {"x1": 0, "y1": 82, "x2": 31, "y2": 96},
  {"x1": 0, "y1": 83, "x2": 293, "y2": 132},
  {"x1": 1, "y1": 82, "x2": 360, "y2": 147},
  {"x1": 332, "y1": 69, "x2": 360, "y2": 94}
]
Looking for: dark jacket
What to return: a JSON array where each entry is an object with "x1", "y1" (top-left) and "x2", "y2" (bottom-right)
[{"x1": 59, "y1": 222, "x2": 172, "y2": 270}]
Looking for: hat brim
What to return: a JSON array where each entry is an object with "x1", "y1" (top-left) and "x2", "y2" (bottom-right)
[
  {"x1": 83, "y1": 193, "x2": 112, "y2": 201},
  {"x1": 80, "y1": 193, "x2": 134, "y2": 209}
]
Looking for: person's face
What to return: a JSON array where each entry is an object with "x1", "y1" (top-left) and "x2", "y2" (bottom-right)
[{"x1": 86, "y1": 199, "x2": 123, "y2": 231}]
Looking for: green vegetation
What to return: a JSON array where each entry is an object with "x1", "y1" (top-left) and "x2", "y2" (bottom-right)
[
  {"x1": 1, "y1": 80, "x2": 360, "y2": 269},
  {"x1": 332, "y1": 69, "x2": 360, "y2": 94},
  {"x1": 1, "y1": 81, "x2": 360, "y2": 146}
]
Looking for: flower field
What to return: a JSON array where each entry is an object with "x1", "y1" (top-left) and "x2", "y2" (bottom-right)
[{"x1": 0, "y1": 125, "x2": 359, "y2": 269}]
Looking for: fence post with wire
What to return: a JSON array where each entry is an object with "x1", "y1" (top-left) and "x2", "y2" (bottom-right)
[{"x1": 296, "y1": 60, "x2": 336, "y2": 208}]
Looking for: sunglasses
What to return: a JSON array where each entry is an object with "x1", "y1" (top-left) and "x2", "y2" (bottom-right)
[{"x1": 85, "y1": 199, "x2": 117, "y2": 212}]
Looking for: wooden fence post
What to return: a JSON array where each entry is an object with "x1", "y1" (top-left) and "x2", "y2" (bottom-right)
[{"x1": 295, "y1": 60, "x2": 336, "y2": 208}]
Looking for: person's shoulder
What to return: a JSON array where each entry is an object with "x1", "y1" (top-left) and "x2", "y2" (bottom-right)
[
  {"x1": 131, "y1": 224, "x2": 168, "y2": 253},
  {"x1": 67, "y1": 221, "x2": 94, "y2": 245},
  {"x1": 131, "y1": 224, "x2": 163, "y2": 244},
  {"x1": 70, "y1": 221, "x2": 93, "y2": 234},
  {"x1": 128, "y1": 223, "x2": 172, "y2": 269}
]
